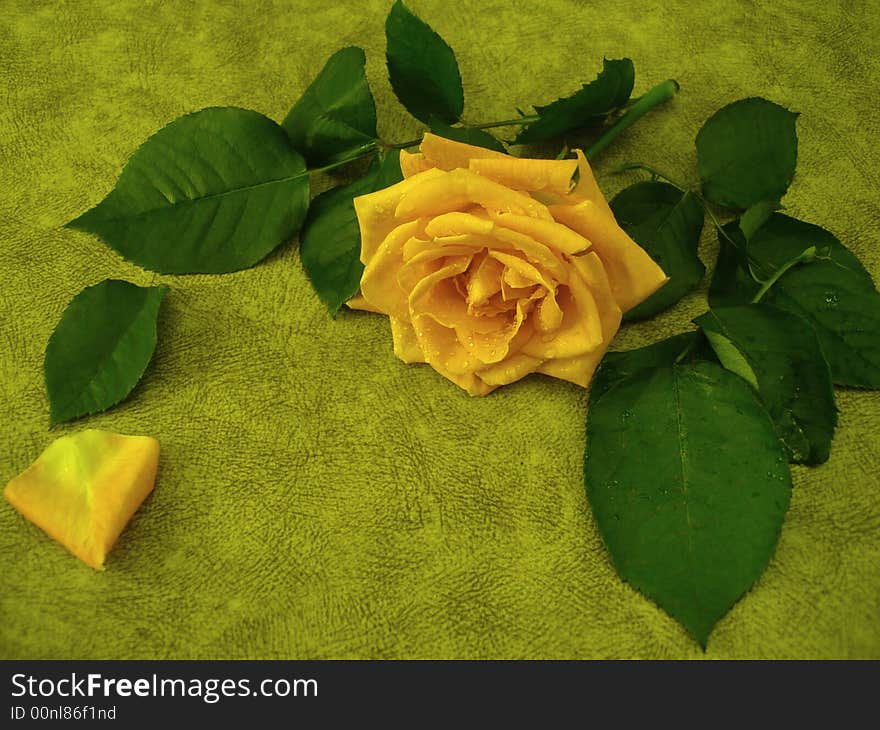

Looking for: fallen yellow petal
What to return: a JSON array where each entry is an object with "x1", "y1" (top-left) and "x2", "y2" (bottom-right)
[{"x1": 4, "y1": 429, "x2": 159, "y2": 570}]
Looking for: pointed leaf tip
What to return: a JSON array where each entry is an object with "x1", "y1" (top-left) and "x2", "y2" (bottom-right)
[
  {"x1": 67, "y1": 107, "x2": 309, "y2": 274},
  {"x1": 586, "y1": 346, "x2": 791, "y2": 648},
  {"x1": 283, "y1": 46, "x2": 378, "y2": 166},
  {"x1": 45, "y1": 279, "x2": 167, "y2": 423},
  {"x1": 385, "y1": 0, "x2": 464, "y2": 124}
]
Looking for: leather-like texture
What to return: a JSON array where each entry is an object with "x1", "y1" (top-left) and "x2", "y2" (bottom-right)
[{"x1": 1, "y1": 0, "x2": 878, "y2": 658}]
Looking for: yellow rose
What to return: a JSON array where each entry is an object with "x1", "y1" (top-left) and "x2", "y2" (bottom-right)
[{"x1": 348, "y1": 133, "x2": 668, "y2": 395}]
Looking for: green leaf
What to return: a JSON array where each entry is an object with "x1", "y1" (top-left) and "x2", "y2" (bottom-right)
[
  {"x1": 609, "y1": 181, "x2": 705, "y2": 321},
  {"x1": 586, "y1": 356, "x2": 791, "y2": 647},
  {"x1": 385, "y1": 0, "x2": 464, "y2": 124},
  {"x1": 512, "y1": 58, "x2": 634, "y2": 145},
  {"x1": 739, "y1": 199, "x2": 781, "y2": 241},
  {"x1": 753, "y1": 216, "x2": 880, "y2": 387},
  {"x1": 300, "y1": 151, "x2": 404, "y2": 315},
  {"x1": 67, "y1": 107, "x2": 309, "y2": 274},
  {"x1": 708, "y1": 224, "x2": 760, "y2": 307},
  {"x1": 428, "y1": 120, "x2": 506, "y2": 153},
  {"x1": 696, "y1": 97, "x2": 798, "y2": 209},
  {"x1": 282, "y1": 46, "x2": 378, "y2": 166},
  {"x1": 746, "y1": 214, "x2": 852, "y2": 280},
  {"x1": 44, "y1": 280, "x2": 167, "y2": 424},
  {"x1": 590, "y1": 332, "x2": 701, "y2": 402},
  {"x1": 695, "y1": 304, "x2": 837, "y2": 464},
  {"x1": 711, "y1": 214, "x2": 880, "y2": 387}
]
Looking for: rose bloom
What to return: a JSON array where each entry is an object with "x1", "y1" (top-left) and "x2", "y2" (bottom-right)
[{"x1": 348, "y1": 133, "x2": 667, "y2": 395}]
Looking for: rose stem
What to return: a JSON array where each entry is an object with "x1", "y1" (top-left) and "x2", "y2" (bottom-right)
[
  {"x1": 469, "y1": 114, "x2": 541, "y2": 130},
  {"x1": 584, "y1": 79, "x2": 680, "y2": 161},
  {"x1": 325, "y1": 80, "x2": 678, "y2": 166},
  {"x1": 750, "y1": 246, "x2": 819, "y2": 303}
]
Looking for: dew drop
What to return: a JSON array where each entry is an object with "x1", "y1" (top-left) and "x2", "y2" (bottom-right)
[{"x1": 823, "y1": 291, "x2": 839, "y2": 309}]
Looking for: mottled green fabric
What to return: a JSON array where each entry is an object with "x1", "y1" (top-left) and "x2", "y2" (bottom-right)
[{"x1": 1, "y1": 0, "x2": 878, "y2": 659}]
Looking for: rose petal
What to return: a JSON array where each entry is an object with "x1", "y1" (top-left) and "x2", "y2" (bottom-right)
[
  {"x1": 458, "y1": 296, "x2": 532, "y2": 365},
  {"x1": 397, "y1": 245, "x2": 476, "y2": 297},
  {"x1": 355, "y1": 167, "x2": 445, "y2": 264},
  {"x1": 410, "y1": 313, "x2": 495, "y2": 395},
  {"x1": 476, "y1": 353, "x2": 543, "y2": 387},
  {"x1": 423, "y1": 210, "x2": 495, "y2": 238},
  {"x1": 424, "y1": 227, "x2": 565, "y2": 286},
  {"x1": 549, "y1": 200, "x2": 668, "y2": 312},
  {"x1": 390, "y1": 316, "x2": 425, "y2": 363},
  {"x1": 537, "y1": 252, "x2": 622, "y2": 385},
  {"x1": 477, "y1": 290, "x2": 519, "y2": 316},
  {"x1": 535, "y1": 291, "x2": 564, "y2": 332},
  {"x1": 396, "y1": 168, "x2": 553, "y2": 221},
  {"x1": 469, "y1": 157, "x2": 579, "y2": 196},
  {"x1": 346, "y1": 293, "x2": 382, "y2": 313},
  {"x1": 419, "y1": 132, "x2": 507, "y2": 171},
  {"x1": 359, "y1": 220, "x2": 425, "y2": 318},
  {"x1": 490, "y1": 227, "x2": 569, "y2": 282},
  {"x1": 490, "y1": 251, "x2": 556, "y2": 290},
  {"x1": 568, "y1": 149, "x2": 614, "y2": 216},
  {"x1": 410, "y1": 272, "x2": 510, "y2": 336},
  {"x1": 399, "y1": 149, "x2": 434, "y2": 178},
  {"x1": 466, "y1": 253, "x2": 504, "y2": 310},
  {"x1": 3, "y1": 430, "x2": 159, "y2": 570},
  {"x1": 489, "y1": 211, "x2": 590, "y2": 255},
  {"x1": 402, "y1": 243, "x2": 476, "y2": 265},
  {"x1": 521, "y1": 268, "x2": 605, "y2": 360}
]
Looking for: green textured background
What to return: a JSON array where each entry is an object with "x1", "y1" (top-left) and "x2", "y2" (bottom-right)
[{"x1": 1, "y1": 0, "x2": 879, "y2": 659}]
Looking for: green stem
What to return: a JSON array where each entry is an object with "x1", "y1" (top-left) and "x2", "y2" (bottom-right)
[
  {"x1": 468, "y1": 114, "x2": 541, "y2": 130},
  {"x1": 313, "y1": 80, "x2": 678, "y2": 176},
  {"x1": 584, "y1": 79, "x2": 679, "y2": 161},
  {"x1": 702, "y1": 199, "x2": 737, "y2": 247},
  {"x1": 384, "y1": 138, "x2": 422, "y2": 150},
  {"x1": 751, "y1": 246, "x2": 819, "y2": 303},
  {"x1": 675, "y1": 334, "x2": 702, "y2": 364},
  {"x1": 309, "y1": 142, "x2": 380, "y2": 174},
  {"x1": 612, "y1": 162, "x2": 689, "y2": 190},
  {"x1": 382, "y1": 114, "x2": 544, "y2": 151}
]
